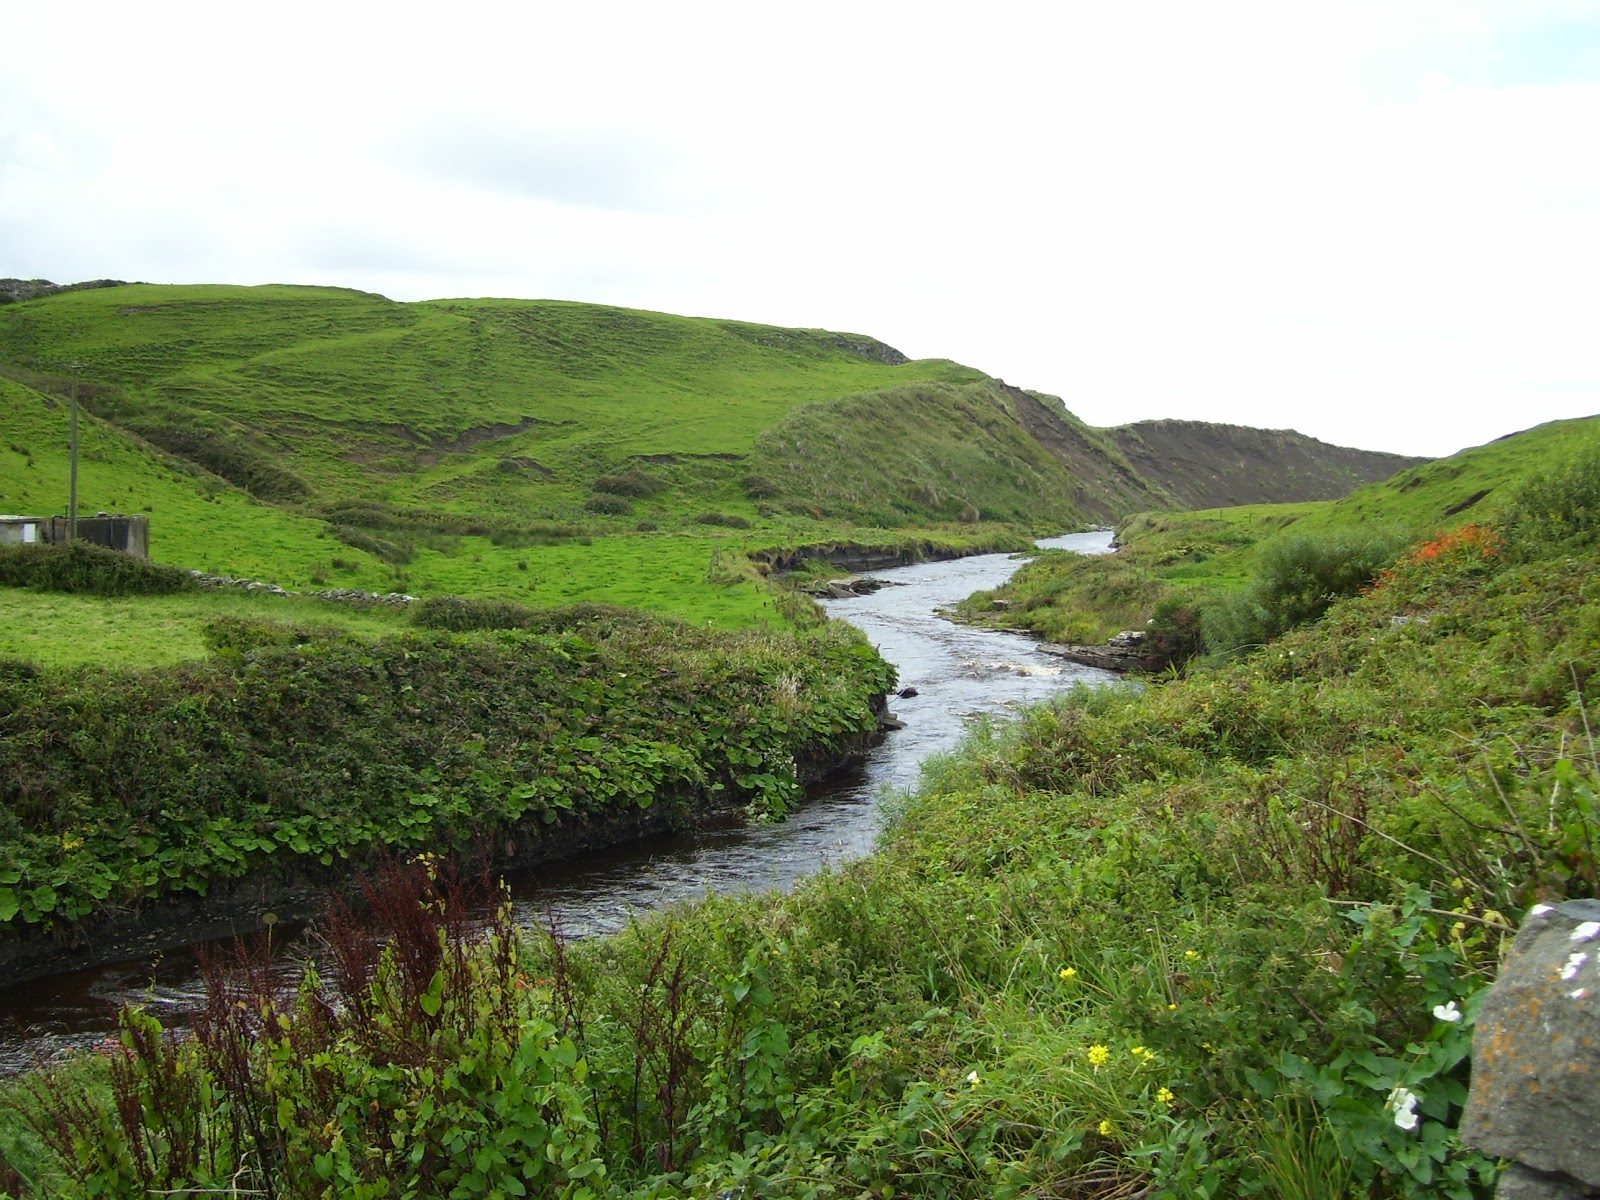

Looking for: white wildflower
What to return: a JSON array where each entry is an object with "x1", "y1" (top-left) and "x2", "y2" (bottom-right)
[
  {"x1": 1388, "y1": 1087, "x2": 1420, "y2": 1132},
  {"x1": 1432, "y1": 1001, "x2": 1462, "y2": 1023}
]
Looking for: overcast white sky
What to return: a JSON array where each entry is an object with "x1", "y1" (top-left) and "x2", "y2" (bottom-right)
[{"x1": 5, "y1": 2, "x2": 1599, "y2": 457}]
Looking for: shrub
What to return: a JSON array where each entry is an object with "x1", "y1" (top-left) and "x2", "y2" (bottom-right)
[
  {"x1": 411, "y1": 595, "x2": 537, "y2": 632},
  {"x1": 1145, "y1": 595, "x2": 1206, "y2": 664},
  {"x1": 584, "y1": 493, "x2": 633, "y2": 516},
  {"x1": 1499, "y1": 437, "x2": 1600, "y2": 557},
  {"x1": 0, "y1": 542, "x2": 194, "y2": 596},
  {"x1": 489, "y1": 523, "x2": 585, "y2": 547},
  {"x1": 695, "y1": 511, "x2": 751, "y2": 529},
  {"x1": 742, "y1": 472, "x2": 780, "y2": 499},
  {"x1": 201, "y1": 617, "x2": 353, "y2": 655},
  {"x1": 124, "y1": 415, "x2": 311, "y2": 502},
  {"x1": 1203, "y1": 533, "x2": 1401, "y2": 654},
  {"x1": 592, "y1": 470, "x2": 662, "y2": 499}
]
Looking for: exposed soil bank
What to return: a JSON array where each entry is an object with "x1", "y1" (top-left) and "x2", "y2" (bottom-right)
[
  {"x1": 0, "y1": 705, "x2": 889, "y2": 987},
  {"x1": 754, "y1": 538, "x2": 1034, "y2": 576}
]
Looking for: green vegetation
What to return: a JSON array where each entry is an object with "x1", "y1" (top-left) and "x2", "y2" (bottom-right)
[
  {"x1": 956, "y1": 503, "x2": 1319, "y2": 645},
  {"x1": 5, "y1": 425, "x2": 1598, "y2": 1199},
  {"x1": 962, "y1": 416, "x2": 1600, "y2": 660},
  {"x1": 0, "y1": 542, "x2": 194, "y2": 597},
  {"x1": 0, "y1": 284, "x2": 1418, "y2": 648},
  {"x1": 0, "y1": 285, "x2": 986, "y2": 528},
  {"x1": 0, "y1": 609, "x2": 893, "y2": 938},
  {"x1": 746, "y1": 381, "x2": 1099, "y2": 527},
  {"x1": 0, "y1": 293, "x2": 1089, "y2": 646}
]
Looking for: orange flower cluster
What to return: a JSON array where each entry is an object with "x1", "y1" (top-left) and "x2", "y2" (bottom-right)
[
  {"x1": 1404, "y1": 523, "x2": 1500, "y2": 564},
  {"x1": 1367, "y1": 523, "x2": 1500, "y2": 594}
]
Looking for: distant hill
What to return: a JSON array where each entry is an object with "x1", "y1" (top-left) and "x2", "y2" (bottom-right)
[
  {"x1": 0, "y1": 279, "x2": 1424, "y2": 581},
  {"x1": 1107, "y1": 418, "x2": 1428, "y2": 511}
]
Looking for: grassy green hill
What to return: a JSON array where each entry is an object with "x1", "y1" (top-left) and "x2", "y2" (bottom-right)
[
  {"x1": 0, "y1": 280, "x2": 1424, "y2": 665},
  {"x1": 1, "y1": 281, "x2": 1419, "y2": 543},
  {"x1": 0, "y1": 284, "x2": 988, "y2": 520}
]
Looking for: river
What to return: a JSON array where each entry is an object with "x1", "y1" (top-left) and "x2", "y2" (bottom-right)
[{"x1": 0, "y1": 530, "x2": 1117, "y2": 1071}]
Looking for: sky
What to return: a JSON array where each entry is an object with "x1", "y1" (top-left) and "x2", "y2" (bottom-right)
[{"x1": 4, "y1": 1, "x2": 1599, "y2": 458}]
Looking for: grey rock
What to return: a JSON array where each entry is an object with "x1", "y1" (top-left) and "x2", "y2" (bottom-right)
[
  {"x1": 1461, "y1": 899, "x2": 1600, "y2": 1187},
  {"x1": 1037, "y1": 631, "x2": 1163, "y2": 673},
  {"x1": 1496, "y1": 1164, "x2": 1600, "y2": 1199}
]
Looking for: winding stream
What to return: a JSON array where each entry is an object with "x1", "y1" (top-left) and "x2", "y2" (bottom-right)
[{"x1": 0, "y1": 530, "x2": 1116, "y2": 1072}]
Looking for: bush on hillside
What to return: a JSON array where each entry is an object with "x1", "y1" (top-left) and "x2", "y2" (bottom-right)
[
  {"x1": 488, "y1": 522, "x2": 585, "y2": 547},
  {"x1": 592, "y1": 470, "x2": 662, "y2": 499},
  {"x1": 584, "y1": 493, "x2": 633, "y2": 516},
  {"x1": 330, "y1": 524, "x2": 413, "y2": 565},
  {"x1": 201, "y1": 616, "x2": 355, "y2": 656},
  {"x1": 1145, "y1": 594, "x2": 1207, "y2": 664},
  {"x1": 1202, "y1": 532, "x2": 1401, "y2": 654},
  {"x1": 742, "y1": 472, "x2": 779, "y2": 499},
  {"x1": 0, "y1": 541, "x2": 194, "y2": 596},
  {"x1": 1499, "y1": 437, "x2": 1600, "y2": 557},
  {"x1": 411, "y1": 595, "x2": 537, "y2": 632},
  {"x1": 695, "y1": 511, "x2": 751, "y2": 529},
  {"x1": 125, "y1": 416, "x2": 311, "y2": 502}
]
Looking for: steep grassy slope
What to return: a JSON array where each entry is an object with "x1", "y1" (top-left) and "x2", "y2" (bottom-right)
[
  {"x1": 1, "y1": 280, "x2": 1437, "y2": 658},
  {"x1": 1282, "y1": 414, "x2": 1600, "y2": 539},
  {"x1": 1111, "y1": 419, "x2": 1428, "y2": 509},
  {"x1": 745, "y1": 380, "x2": 1169, "y2": 527},
  {"x1": 0, "y1": 377, "x2": 392, "y2": 587}
]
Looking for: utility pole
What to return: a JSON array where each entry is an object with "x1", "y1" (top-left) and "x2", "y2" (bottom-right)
[
  {"x1": 69, "y1": 375, "x2": 79, "y2": 541},
  {"x1": 59, "y1": 361, "x2": 85, "y2": 543}
]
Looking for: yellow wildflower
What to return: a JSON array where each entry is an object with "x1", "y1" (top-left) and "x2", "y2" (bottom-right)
[
  {"x1": 1183, "y1": 949, "x2": 1200, "y2": 962},
  {"x1": 1087, "y1": 1044, "x2": 1111, "y2": 1068},
  {"x1": 1157, "y1": 1087, "x2": 1176, "y2": 1105},
  {"x1": 1130, "y1": 1046, "x2": 1148, "y2": 1059},
  {"x1": 1166, "y1": 1003, "x2": 1178, "y2": 1011},
  {"x1": 1059, "y1": 967, "x2": 1078, "y2": 980},
  {"x1": 1098, "y1": 1119, "x2": 1114, "y2": 1137}
]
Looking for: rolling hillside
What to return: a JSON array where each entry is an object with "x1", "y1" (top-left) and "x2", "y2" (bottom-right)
[{"x1": 1, "y1": 280, "x2": 1421, "y2": 599}]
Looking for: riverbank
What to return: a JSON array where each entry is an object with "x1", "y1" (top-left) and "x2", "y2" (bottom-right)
[{"x1": 0, "y1": 607, "x2": 895, "y2": 985}]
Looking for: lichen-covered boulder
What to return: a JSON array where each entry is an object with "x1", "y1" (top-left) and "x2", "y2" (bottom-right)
[{"x1": 1461, "y1": 899, "x2": 1600, "y2": 1193}]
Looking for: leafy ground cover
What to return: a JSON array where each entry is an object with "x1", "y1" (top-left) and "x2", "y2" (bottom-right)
[
  {"x1": 2, "y1": 425, "x2": 1595, "y2": 1197},
  {"x1": 0, "y1": 606, "x2": 894, "y2": 940}
]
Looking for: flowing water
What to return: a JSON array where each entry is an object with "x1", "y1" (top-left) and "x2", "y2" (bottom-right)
[{"x1": 0, "y1": 530, "x2": 1116, "y2": 1071}]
